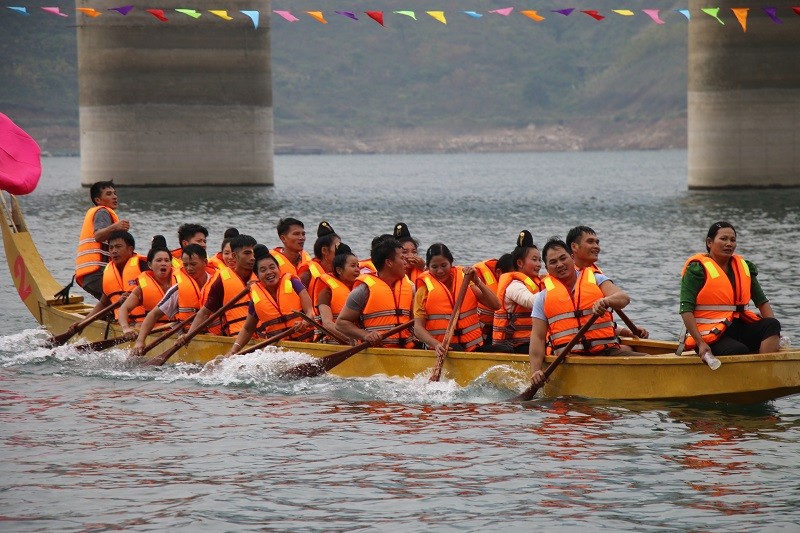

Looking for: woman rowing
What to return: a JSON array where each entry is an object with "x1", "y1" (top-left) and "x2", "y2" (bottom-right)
[
  {"x1": 227, "y1": 245, "x2": 314, "y2": 355},
  {"x1": 119, "y1": 236, "x2": 175, "y2": 334},
  {"x1": 414, "y1": 243, "x2": 501, "y2": 355},
  {"x1": 492, "y1": 230, "x2": 544, "y2": 353},
  {"x1": 313, "y1": 243, "x2": 359, "y2": 343},
  {"x1": 680, "y1": 221, "x2": 781, "y2": 363},
  {"x1": 207, "y1": 227, "x2": 239, "y2": 271},
  {"x1": 298, "y1": 221, "x2": 340, "y2": 289}
]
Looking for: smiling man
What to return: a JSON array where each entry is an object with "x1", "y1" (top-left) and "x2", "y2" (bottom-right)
[
  {"x1": 566, "y1": 225, "x2": 601, "y2": 271},
  {"x1": 272, "y1": 217, "x2": 312, "y2": 277}
]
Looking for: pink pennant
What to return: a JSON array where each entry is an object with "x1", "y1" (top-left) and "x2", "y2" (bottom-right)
[
  {"x1": 0, "y1": 113, "x2": 42, "y2": 195},
  {"x1": 274, "y1": 10, "x2": 299, "y2": 22},
  {"x1": 642, "y1": 9, "x2": 665, "y2": 24},
  {"x1": 41, "y1": 7, "x2": 68, "y2": 17},
  {"x1": 145, "y1": 9, "x2": 168, "y2": 22},
  {"x1": 762, "y1": 7, "x2": 782, "y2": 23},
  {"x1": 489, "y1": 8, "x2": 514, "y2": 16},
  {"x1": 109, "y1": 6, "x2": 134, "y2": 16},
  {"x1": 581, "y1": 10, "x2": 605, "y2": 20}
]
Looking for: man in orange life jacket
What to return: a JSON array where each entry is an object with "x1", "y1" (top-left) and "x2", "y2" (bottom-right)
[
  {"x1": 130, "y1": 244, "x2": 214, "y2": 356},
  {"x1": 566, "y1": 225, "x2": 650, "y2": 340},
  {"x1": 529, "y1": 238, "x2": 647, "y2": 387},
  {"x1": 170, "y1": 223, "x2": 209, "y2": 268},
  {"x1": 272, "y1": 217, "x2": 312, "y2": 277},
  {"x1": 75, "y1": 181, "x2": 131, "y2": 299},
  {"x1": 336, "y1": 234, "x2": 415, "y2": 348},
  {"x1": 178, "y1": 234, "x2": 258, "y2": 344}
]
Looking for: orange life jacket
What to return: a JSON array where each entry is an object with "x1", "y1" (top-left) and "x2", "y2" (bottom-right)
[
  {"x1": 358, "y1": 259, "x2": 377, "y2": 275},
  {"x1": 214, "y1": 267, "x2": 256, "y2": 336},
  {"x1": 493, "y1": 272, "x2": 541, "y2": 346},
  {"x1": 207, "y1": 252, "x2": 226, "y2": 271},
  {"x1": 75, "y1": 206, "x2": 119, "y2": 285},
  {"x1": 300, "y1": 258, "x2": 327, "y2": 297},
  {"x1": 406, "y1": 267, "x2": 423, "y2": 285},
  {"x1": 174, "y1": 269, "x2": 212, "y2": 321},
  {"x1": 473, "y1": 259, "x2": 499, "y2": 327},
  {"x1": 682, "y1": 253, "x2": 761, "y2": 348},
  {"x1": 542, "y1": 269, "x2": 618, "y2": 354},
  {"x1": 251, "y1": 274, "x2": 305, "y2": 339},
  {"x1": 132, "y1": 271, "x2": 172, "y2": 324},
  {"x1": 354, "y1": 273, "x2": 414, "y2": 348},
  {"x1": 417, "y1": 269, "x2": 483, "y2": 352},
  {"x1": 101, "y1": 255, "x2": 145, "y2": 319},
  {"x1": 313, "y1": 273, "x2": 352, "y2": 321},
  {"x1": 272, "y1": 248, "x2": 312, "y2": 277}
]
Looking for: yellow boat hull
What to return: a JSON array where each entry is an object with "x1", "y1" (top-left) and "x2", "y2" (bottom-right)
[{"x1": 4, "y1": 193, "x2": 800, "y2": 404}]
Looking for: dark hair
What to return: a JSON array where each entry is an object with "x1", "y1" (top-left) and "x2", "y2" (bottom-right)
[
  {"x1": 706, "y1": 221, "x2": 736, "y2": 252},
  {"x1": 333, "y1": 243, "x2": 357, "y2": 276},
  {"x1": 151, "y1": 235, "x2": 168, "y2": 249},
  {"x1": 313, "y1": 233, "x2": 339, "y2": 259},
  {"x1": 496, "y1": 253, "x2": 513, "y2": 274},
  {"x1": 108, "y1": 230, "x2": 134, "y2": 248},
  {"x1": 230, "y1": 234, "x2": 257, "y2": 252},
  {"x1": 371, "y1": 234, "x2": 402, "y2": 271},
  {"x1": 147, "y1": 246, "x2": 172, "y2": 264},
  {"x1": 177, "y1": 223, "x2": 208, "y2": 246},
  {"x1": 220, "y1": 228, "x2": 239, "y2": 253},
  {"x1": 399, "y1": 236, "x2": 419, "y2": 248},
  {"x1": 89, "y1": 180, "x2": 115, "y2": 205},
  {"x1": 182, "y1": 243, "x2": 207, "y2": 261},
  {"x1": 425, "y1": 243, "x2": 454, "y2": 266},
  {"x1": 542, "y1": 237, "x2": 569, "y2": 263},
  {"x1": 512, "y1": 244, "x2": 538, "y2": 272},
  {"x1": 566, "y1": 225, "x2": 596, "y2": 250},
  {"x1": 277, "y1": 217, "x2": 304, "y2": 237}
]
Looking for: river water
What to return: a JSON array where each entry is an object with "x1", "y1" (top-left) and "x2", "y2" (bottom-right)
[{"x1": 1, "y1": 152, "x2": 799, "y2": 530}]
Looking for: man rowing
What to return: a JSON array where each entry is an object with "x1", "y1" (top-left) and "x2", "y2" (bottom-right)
[
  {"x1": 75, "y1": 180, "x2": 131, "y2": 299},
  {"x1": 272, "y1": 218, "x2": 312, "y2": 277},
  {"x1": 529, "y1": 238, "x2": 647, "y2": 387}
]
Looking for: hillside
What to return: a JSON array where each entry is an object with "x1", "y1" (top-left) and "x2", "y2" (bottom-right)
[{"x1": 0, "y1": 3, "x2": 688, "y2": 153}]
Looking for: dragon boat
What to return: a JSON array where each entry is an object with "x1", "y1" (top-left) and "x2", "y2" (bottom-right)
[{"x1": 3, "y1": 192, "x2": 799, "y2": 404}]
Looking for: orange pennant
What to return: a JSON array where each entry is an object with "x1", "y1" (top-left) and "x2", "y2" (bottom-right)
[
  {"x1": 732, "y1": 8, "x2": 749, "y2": 31},
  {"x1": 520, "y1": 10, "x2": 545, "y2": 22},
  {"x1": 76, "y1": 8, "x2": 102, "y2": 17},
  {"x1": 306, "y1": 11, "x2": 327, "y2": 24}
]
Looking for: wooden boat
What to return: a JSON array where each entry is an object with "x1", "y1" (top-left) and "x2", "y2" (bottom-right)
[{"x1": 3, "y1": 192, "x2": 799, "y2": 404}]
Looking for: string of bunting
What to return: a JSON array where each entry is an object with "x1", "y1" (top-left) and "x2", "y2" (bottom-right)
[{"x1": 5, "y1": 5, "x2": 800, "y2": 31}]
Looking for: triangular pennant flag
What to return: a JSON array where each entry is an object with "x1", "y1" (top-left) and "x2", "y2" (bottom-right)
[
  {"x1": 394, "y1": 11, "x2": 417, "y2": 20},
  {"x1": 701, "y1": 8, "x2": 724, "y2": 24},
  {"x1": 489, "y1": 8, "x2": 514, "y2": 16},
  {"x1": 366, "y1": 11, "x2": 385, "y2": 26},
  {"x1": 175, "y1": 9, "x2": 201, "y2": 19},
  {"x1": 146, "y1": 9, "x2": 168, "y2": 22},
  {"x1": 463, "y1": 11, "x2": 483, "y2": 18},
  {"x1": 109, "y1": 6, "x2": 134, "y2": 16},
  {"x1": 520, "y1": 10, "x2": 545, "y2": 21},
  {"x1": 307, "y1": 11, "x2": 328, "y2": 23},
  {"x1": 731, "y1": 8, "x2": 749, "y2": 31},
  {"x1": 581, "y1": 10, "x2": 605, "y2": 20},
  {"x1": 335, "y1": 11, "x2": 358, "y2": 20},
  {"x1": 41, "y1": 7, "x2": 69, "y2": 17},
  {"x1": 427, "y1": 11, "x2": 447, "y2": 24},
  {"x1": 642, "y1": 9, "x2": 665, "y2": 24},
  {"x1": 676, "y1": 9, "x2": 691, "y2": 20},
  {"x1": 274, "y1": 10, "x2": 299, "y2": 22},
  {"x1": 793, "y1": 7, "x2": 800, "y2": 17},
  {"x1": 8, "y1": 7, "x2": 29, "y2": 15},
  {"x1": 76, "y1": 8, "x2": 102, "y2": 17},
  {"x1": 209, "y1": 10, "x2": 233, "y2": 21},
  {"x1": 553, "y1": 9, "x2": 575, "y2": 16},
  {"x1": 241, "y1": 10, "x2": 259, "y2": 28},
  {"x1": 762, "y1": 7, "x2": 782, "y2": 24},
  {"x1": 612, "y1": 10, "x2": 634, "y2": 16}
]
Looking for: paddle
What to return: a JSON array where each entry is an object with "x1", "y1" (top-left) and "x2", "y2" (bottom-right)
[
  {"x1": 235, "y1": 323, "x2": 303, "y2": 356},
  {"x1": 429, "y1": 270, "x2": 474, "y2": 382},
  {"x1": 72, "y1": 323, "x2": 173, "y2": 352},
  {"x1": 47, "y1": 299, "x2": 123, "y2": 347},
  {"x1": 135, "y1": 313, "x2": 198, "y2": 357},
  {"x1": 141, "y1": 285, "x2": 252, "y2": 367},
  {"x1": 280, "y1": 320, "x2": 414, "y2": 380},
  {"x1": 510, "y1": 313, "x2": 600, "y2": 402},
  {"x1": 292, "y1": 311, "x2": 349, "y2": 344},
  {"x1": 615, "y1": 309, "x2": 645, "y2": 338}
]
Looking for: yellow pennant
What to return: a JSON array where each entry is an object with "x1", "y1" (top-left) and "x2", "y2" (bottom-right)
[
  {"x1": 612, "y1": 10, "x2": 635, "y2": 16},
  {"x1": 427, "y1": 11, "x2": 447, "y2": 24},
  {"x1": 209, "y1": 10, "x2": 233, "y2": 20},
  {"x1": 306, "y1": 11, "x2": 327, "y2": 23}
]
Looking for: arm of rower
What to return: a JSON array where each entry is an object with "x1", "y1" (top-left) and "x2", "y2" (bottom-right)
[
  {"x1": 227, "y1": 314, "x2": 257, "y2": 355},
  {"x1": 507, "y1": 280, "x2": 536, "y2": 309},
  {"x1": 528, "y1": 318, "x2": 548, "y2": 386},
  {"x1": 133, "y1": 307, "x2": 166, "y2": 352},
  {"x1": 471, "y1": 279, "x2": 501, "y2": 310},
  {"x1": 317, "y1": 288, "x2": 337, "y2": 333},
  {"x1": 336, "y1": 306, "x2": 382, "y2": 345},
  {"x1": 297, "y1": 289, "x2": 315, "y2": 333},
  {"x1": 93, "y1": 220, "x2": 130, "y2": 243},
  {"x1": 118, "y1": 287, "x2": 142, "y2": 334},
  {"x1": 414, "y1": 316, "x2": 444, "y2": 355},
  {"x1": 595, "y1": 281, "x2": 630, "y2": 314},
  {"x1": 88, "y1": 293, "x2": 112, "y2": 317},
  {"x1": 757, "y1": 301, "x2": 775, "y2": 319},
  {"x1": 299, "y1": 270, "x2": 312, "y2": 289},
  {"x1": 179, "y1": 306, "x2": 211, "y2": 346},
  {"x1": 680, "y1": 311, "x2": 712, "y2": 356}
]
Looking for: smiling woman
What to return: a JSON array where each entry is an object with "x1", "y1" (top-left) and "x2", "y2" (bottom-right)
[{"x1": 679, "y1": 221, "x2": 782, "y2": 361}]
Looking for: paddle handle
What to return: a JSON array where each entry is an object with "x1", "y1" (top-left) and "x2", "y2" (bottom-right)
[
  {"x1": 511, "y1": 313, "x2": 600, "y2": 402},
  {"x1": 293, "y1": 311, "x2": 349, "y2": 344},
  {"x1": 235, "y1": 323, "x2": 302, "y2": 356},
  {"x1": 140, "y1": 313, "x2": 197, "y2": 355},
  {"x1": 73, "y1": 322, "x2": 173, "y2": 352},
  {"x1": 615, "y1": 309, "x2": 643, "y2": 338},
  {"x1": 430, "y1": 269, "x2": 475, "y2": 382},
  {"x1": 49, "y1": 299, "x2": 123, "y2": 346},
  {"x1": 142, "y1": 284, "x2": 252, "y2": 366}
]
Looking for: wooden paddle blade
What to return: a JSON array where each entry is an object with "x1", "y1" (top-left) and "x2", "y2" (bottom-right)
[
  {"x1": 510, "y1": 383, "x2": 541, "y2": 402},
  {"x1": 142, "y1": 343, "x2": 181, "y2": 366},
  {"x1": 47, "y1": 299, "x2": 123, "y2": 346},
  {"x1": 73, "y1": 332, "x2": 137, "y2": 352}
]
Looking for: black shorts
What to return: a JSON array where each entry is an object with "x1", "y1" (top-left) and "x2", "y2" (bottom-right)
[{"x1": 711, "y1": 317, "x2": 781, "y2": 355}]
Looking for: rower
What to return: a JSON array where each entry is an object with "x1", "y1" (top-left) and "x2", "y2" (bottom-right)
[
  {"x1": 130, "y1": 244, "x2": 214, "y2": 356},
  {"x1": 169, "y1": 223, "x2": 209, "y2": 270},
  {"x1": 566, "y1": 225, "x2": 649, "y2": 339},
  {"x1": 473, "y1": 253, "x2": 512, "y2": 346},
  {"x1": 75, "y1": 180, "x2": 131, "y2": 299},
  {"x1": 208, "y1": 228, "x2": 239, "y2": 271},
  {"x1": 272, "y1": 218, "x2": 312, "y2": 277},
  {"x1": 118, "y1": 238, "x2": 175, "y2": 335},
  {"x1": 492, "y1": 230, "x2": 543, "y2": 354},
  {"x1": 226, "y1": 245, "x2": 314, "y2": 355},
  {"x1": 393, "y1": 222, "x2": 425, "y2": 284},
  {"x1": 179, "y1": 234, "x2": 258, "y2": 343},
  {"x1": 336, "y1": 234, "x2": 415, "y2": 348},
  {"x1": 313, "y1": 243, "x2": 359, "y2": 343},
  {"x1": 298, "y1": 221, "x2": 340, "y2": 289},
  {"x1": 529, "y1": 238, "x2": 647, "y2": 387}
]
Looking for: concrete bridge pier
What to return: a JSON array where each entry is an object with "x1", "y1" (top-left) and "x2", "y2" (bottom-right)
[
  {"x1": 77, "y1": 1, "x2": 273, "y2": 186},
  {"x1": 688, "y1": 1, "x2": 800, "y2": 188}
]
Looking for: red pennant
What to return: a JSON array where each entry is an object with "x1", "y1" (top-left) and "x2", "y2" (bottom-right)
[
  {"x1": 366, "y1": 11, "x2": 385, "y2": 26},
  {"x1": 146, "y1": 9, "x2": 169, "y2": 22},
  {"x1": 581, "y1": 10, "x2": 605, "y2": 20},
  {"x1": 793, "y1": 7, "x2": 800, "y2": 16}
]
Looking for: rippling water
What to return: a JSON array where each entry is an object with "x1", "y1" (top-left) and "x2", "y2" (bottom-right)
[{"x1": 2, "y1": 152, "x2": 799, "y2": 530}]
